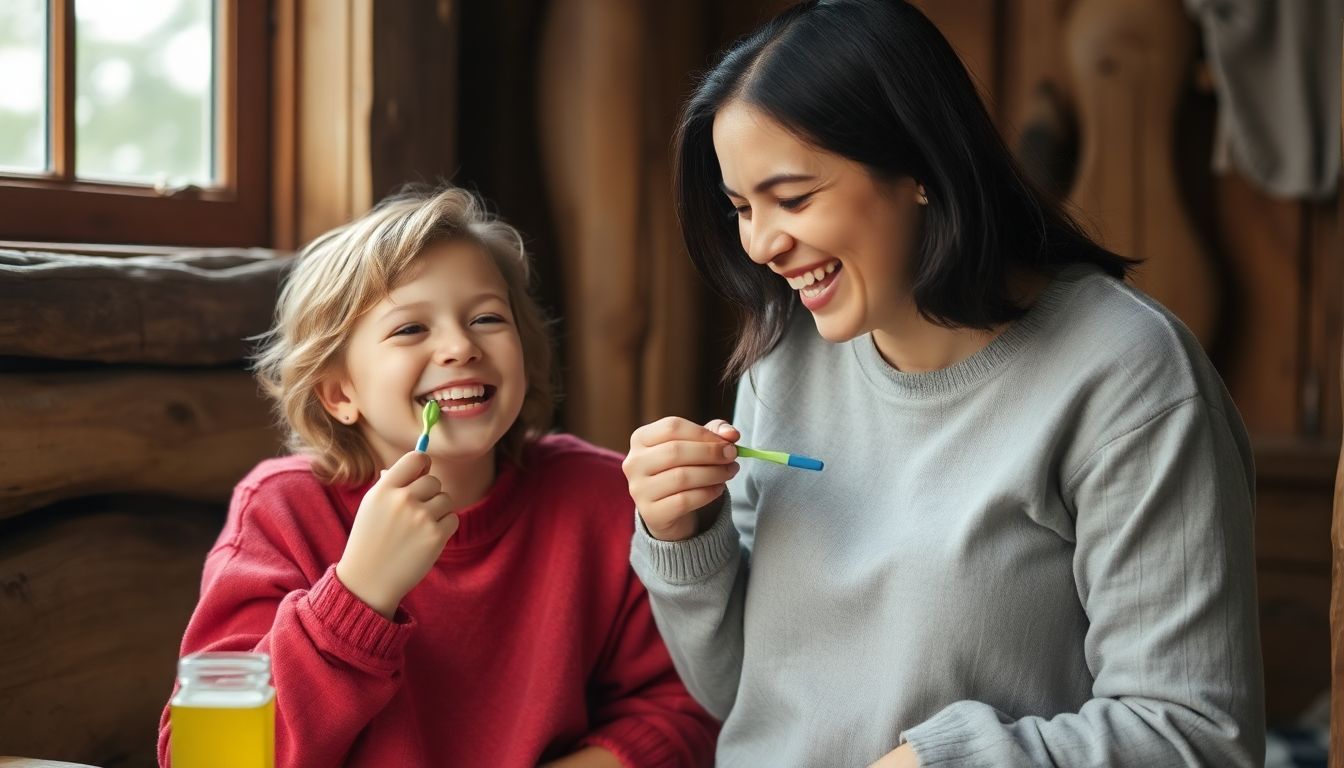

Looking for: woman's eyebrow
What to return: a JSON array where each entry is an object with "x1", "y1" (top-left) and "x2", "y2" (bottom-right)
[{"x1": 720, "y1": 173, "x2": 817, "y2": 197}]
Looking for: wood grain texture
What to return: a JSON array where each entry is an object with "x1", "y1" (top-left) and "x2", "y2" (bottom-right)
[
  {"x1": 0, "y1": 759, "x2": 101, "y2": 768},
  {"x1": 0, "y1": 499, "x2": 223, "y2": 768},
  {"x1": 537, "y1": 0, "x2": 646, "y2": 450},
  {"x1": 1065, "y1": 0, "x2": 1220, "y2": 347},
  {"x1": 0, "y1": 370, "x2": 281, "y2": 520},
  {"x1": 910, "y1": 0, "x2": 1003, "y2": 117},
  {"x1": 1330, "y1": 27, "x2": 1343, "y2": 763},
  {"x1": 0, "y1": 249, "x2": 291, "y2": 366},
  {"x1": 1212, "y1": 174, "x2": 1303, "y2": 435},
  {"x1": 369, "y1": 1, "x2": 458, "y2": 201}
]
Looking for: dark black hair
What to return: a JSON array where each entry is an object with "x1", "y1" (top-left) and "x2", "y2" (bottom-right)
[{"x1": 675, "y1": 0, "x2": 1133, "y2": 380}]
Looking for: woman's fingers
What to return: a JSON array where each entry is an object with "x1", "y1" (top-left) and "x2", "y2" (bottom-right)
[
  {"x1": 642, "y1": 485, "x2": 730, "y2": 523},
  {"x1": 632, "y1": 438, "x2": 739, "y2": 477},
  {"x1": 632, "y1": 416, "x2": 735, "y2": 449},
  {"x1": 641, "y1": 462, "x2": 739, "y2": 504}
]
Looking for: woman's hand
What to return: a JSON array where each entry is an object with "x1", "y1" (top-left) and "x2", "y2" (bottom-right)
[
  {"x1": 867, "y1": 744, "x2": 920, "y2": 768},
  {"x1": 623, "y1": 416, "x2": 741, "y2": 541},
  {"x1": 336, "y1": 450, "x2": 459, "y2": 618}
]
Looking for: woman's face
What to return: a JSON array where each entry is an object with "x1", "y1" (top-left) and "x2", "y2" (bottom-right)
[{"x1": 712, "y1": 99, "x2": 924, "y2": 344}]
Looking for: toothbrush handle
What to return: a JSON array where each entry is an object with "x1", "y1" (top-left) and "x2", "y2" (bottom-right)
[{"x1": 736, "y1": 446, "x2": 788, "y2": 464}]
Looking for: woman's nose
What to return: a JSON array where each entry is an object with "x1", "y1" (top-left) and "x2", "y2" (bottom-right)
[{"x1": 744, "y1": 221, "x2": 794, "y2": 266}]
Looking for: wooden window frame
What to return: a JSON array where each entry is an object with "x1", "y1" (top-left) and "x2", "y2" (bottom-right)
[{"x1": 0, "y1": 0, "x2": 270, "y2": 247}]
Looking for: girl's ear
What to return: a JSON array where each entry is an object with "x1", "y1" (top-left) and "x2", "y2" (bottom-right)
[{"x1": 315, "y1": 374, "x2": 360, "y2": 425}]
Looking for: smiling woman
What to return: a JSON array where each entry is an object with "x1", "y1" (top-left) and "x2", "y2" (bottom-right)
[{"x1": 624, "y1": 2, "x2": 1267, "y2": 767}]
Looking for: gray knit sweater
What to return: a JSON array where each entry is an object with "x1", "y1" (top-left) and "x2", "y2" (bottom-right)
[{"x1": 631, "y1": 265, "x2": 1265, "y2": 767}]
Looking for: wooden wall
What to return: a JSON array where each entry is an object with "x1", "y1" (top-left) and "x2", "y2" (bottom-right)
[{"x1": 0, "y1": 250, "x2": 288, "y2": 766}]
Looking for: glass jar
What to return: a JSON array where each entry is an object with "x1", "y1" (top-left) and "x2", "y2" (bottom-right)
[{"x1": 169, "y1": 651, "x2": 275, "y2": 768}]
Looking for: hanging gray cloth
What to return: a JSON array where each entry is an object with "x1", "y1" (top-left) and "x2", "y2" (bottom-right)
[{"x1": 1185, "y1": 0, "x2": 1342, "y2": 199}]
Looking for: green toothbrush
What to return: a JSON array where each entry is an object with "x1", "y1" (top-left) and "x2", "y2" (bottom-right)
[
  {"x1": 736, "y1": 444, "x2": 824, "y2": 471},
  {"x1": 415, "y1": 400, "x2": 440, "y2": 452}
]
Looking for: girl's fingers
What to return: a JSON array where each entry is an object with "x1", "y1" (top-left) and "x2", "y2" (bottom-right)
[
  {"x1": 381, "y1": 450, "x2": 431, "y2": 488},
  {"x1": 423, "y1": 492, "x2": 455, "y2": 521},
  {"x1": 435, "y1": 511, "x2": 460, "y2": 539},
  {"x1": 406, "y1": 473, "x2": 442, "y2": 502}
]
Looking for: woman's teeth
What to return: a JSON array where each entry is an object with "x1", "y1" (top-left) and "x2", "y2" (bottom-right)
[{"x1": 786, "y1": 261, "x2": 839, "y2": 292}]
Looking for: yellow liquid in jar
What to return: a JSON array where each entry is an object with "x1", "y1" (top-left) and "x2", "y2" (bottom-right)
[{"x1": 170, "y1": 694, "x2": 275, "y2": 768}]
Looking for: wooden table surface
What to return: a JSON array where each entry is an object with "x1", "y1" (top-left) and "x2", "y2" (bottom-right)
[{"x1": 0, "y1": 758, "x2": 100, "y2": 768}]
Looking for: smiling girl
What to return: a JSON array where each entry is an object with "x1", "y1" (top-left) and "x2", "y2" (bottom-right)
[{"x1": 158, "y1": 188, "x2": 717, "y2": 768}]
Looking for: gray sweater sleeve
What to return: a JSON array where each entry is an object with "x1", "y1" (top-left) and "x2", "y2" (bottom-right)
[
  {"x1": 901, "y1": 396, "x2": 1265, "y2": 767},
  {"x1": 629, "y1": 378, "x2": 761, "y2": 720}
]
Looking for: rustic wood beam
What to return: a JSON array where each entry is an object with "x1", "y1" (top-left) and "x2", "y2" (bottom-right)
[
  {"x1": 0, "y1": 370, "x2": 282, "y2": 519},
  {"x1": 0, "y1": 499, "x2": 224, "y2": 766},
  {"x1": 0, "y1": 249, "x2": 291, "y2": 366}
]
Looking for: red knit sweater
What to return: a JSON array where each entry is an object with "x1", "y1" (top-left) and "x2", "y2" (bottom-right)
[{"x1": 158, "y1": 434, "x2": 717, "y2": 767}]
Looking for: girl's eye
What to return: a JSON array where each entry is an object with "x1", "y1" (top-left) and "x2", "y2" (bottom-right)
[
  {"x1": 392, "y1": 323, "x2": 426, "y2": 337},
  {"x1": 779, "y1": 194, "x2": 811, "y2": 211},
  {"x1": 471, "y1": 314, "x2": 505, "y2": 326}
]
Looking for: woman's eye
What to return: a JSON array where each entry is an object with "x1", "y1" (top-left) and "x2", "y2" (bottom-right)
[
  {"x1": 779, "y1": 194, "x2": 810, "y2": 210},
  {"x1": 729, "y1": 203, "x2": 752, "y2": 221}
]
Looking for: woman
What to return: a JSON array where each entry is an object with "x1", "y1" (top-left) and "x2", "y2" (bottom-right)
[{"x1": 622, "y1": 1, "x2": 1264, "y2": 766}]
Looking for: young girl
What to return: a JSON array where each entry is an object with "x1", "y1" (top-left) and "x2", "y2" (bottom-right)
[
  {"x1": 158, "y1": 188, "x2": 718, "y2": 768},
  {"x1": 623, "y1": 1, "x2": 1263, "y2": 767}
]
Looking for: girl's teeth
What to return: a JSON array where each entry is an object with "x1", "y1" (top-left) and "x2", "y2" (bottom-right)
[{"x1": 423, "y1": 384, "x2": 487, "y2": 404}]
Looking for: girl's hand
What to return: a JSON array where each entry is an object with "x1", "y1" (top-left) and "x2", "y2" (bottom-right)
[
  {"x1": 623, "y1": 416, "x2": 740, "y2": 541},
  {"x1": 336, "y1": 450, "x2": 459, "y2": 619},
  {"x1": 868, "y1": 744, "x2": 920, "y2": 768}
]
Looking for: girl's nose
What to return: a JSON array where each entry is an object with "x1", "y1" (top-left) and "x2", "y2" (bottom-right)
[{"x1": 435, "y1": 333, "x2": 481, "y2": 366}]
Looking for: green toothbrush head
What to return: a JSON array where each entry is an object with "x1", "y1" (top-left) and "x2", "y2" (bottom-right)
[{"x1": 421, "y1": 399, "x2": 441, "y2": 433}]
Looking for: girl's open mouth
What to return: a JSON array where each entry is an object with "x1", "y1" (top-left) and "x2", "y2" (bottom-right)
[{"x1": 415, "y1": 384, "x2": 497, "y2": 415}]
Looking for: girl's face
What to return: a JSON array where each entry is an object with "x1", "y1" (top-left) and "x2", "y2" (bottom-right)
[
  {"x1": 320, "y1": 240, "x2": 527, "y2": 470},
  {"x1": 712, "y1": 99, "x2": 924, "y2": 343}
]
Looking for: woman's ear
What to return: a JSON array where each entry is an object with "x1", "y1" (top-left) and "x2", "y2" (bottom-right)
[
  {"x1": 315, "y1": 374, "x2": 360, "y2": 425},
  {"x1": 915, "y1": 184, "x2": 929, "y2": 206}
]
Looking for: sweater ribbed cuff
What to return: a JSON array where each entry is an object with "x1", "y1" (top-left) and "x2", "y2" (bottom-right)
[
  {"x1": 579, "y1": 718, "x2": 679, "y2": 768},
  {"x1": 304, "y1": 565, "x2": 414, "y2": 663},
  {"x1": 901, "y1": 705, "x2": 999, "y2": 768},
  {"x1": 633, "y1": 495, "x2": 740, "y2": 585}
]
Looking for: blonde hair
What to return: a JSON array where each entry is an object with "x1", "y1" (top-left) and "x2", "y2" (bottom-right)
[{"x1": 254, "y1": 187, "x2": 556, "y2": 484}]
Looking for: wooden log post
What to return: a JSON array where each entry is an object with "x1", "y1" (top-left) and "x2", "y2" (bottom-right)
[
  {"x1": 1065, "y1": 0, "x2": 1220, "y2": 347},
  {"x1": 1330, "y1": 22, "x2": 1344, "y2": 768}
]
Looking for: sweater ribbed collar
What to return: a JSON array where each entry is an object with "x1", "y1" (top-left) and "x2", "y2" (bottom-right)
[{"x1": 853, "y1": 263, "x2": 1093, "y2": 399}]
